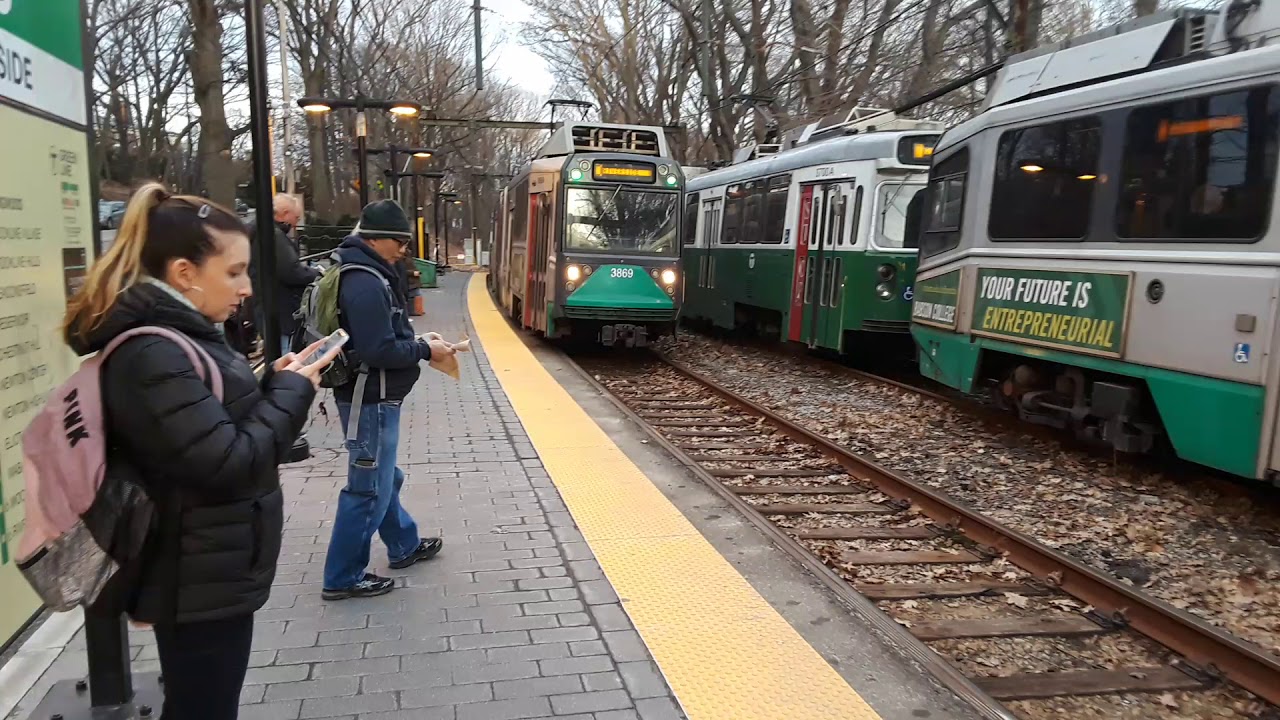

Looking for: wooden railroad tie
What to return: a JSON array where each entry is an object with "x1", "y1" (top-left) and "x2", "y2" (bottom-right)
[
  {"x1": 973, "y1": 666, "x2": 1206, "y2": 700},
  {"x1": 908, "y1": 615, "x2": 1104, "y2": 641}
]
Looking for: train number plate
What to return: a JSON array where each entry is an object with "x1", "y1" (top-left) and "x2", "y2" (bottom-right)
[{"x1": 610, "y1": 268, "x2": 635, "y2": 279}]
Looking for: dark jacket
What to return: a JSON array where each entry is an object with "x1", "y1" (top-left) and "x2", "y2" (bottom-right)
[
  {"x1": 400, "y1": 256, "x2": 422, "y2": 292},
  {"x1": 333, "y1": 236, "x2": 431, "y2": 404},
  {"x1": 71, "y1": 283, "x2": 316, "y2": 624},
  {"x1": 252, "y1": 221, "x2": 320, "y2": 335}
]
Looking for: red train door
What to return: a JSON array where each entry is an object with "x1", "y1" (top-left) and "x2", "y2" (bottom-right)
[
  {"x1": 522, "y1": 193, "x2": 540, "y2": 328},
  {"x1": 787, "y1": 185, "x2": 815, "y2": 342},
  {"x1": 524, "y1": 193, "x2": 552, "y2": 330}
]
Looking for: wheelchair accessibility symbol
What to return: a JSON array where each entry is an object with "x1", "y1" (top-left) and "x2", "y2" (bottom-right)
[
  {"x1": 902, "y1": 286, "x2": 914, "y2": 302},
  {"x1": 1234, "y1": 343, "x2": 1251, "y2": 364}
]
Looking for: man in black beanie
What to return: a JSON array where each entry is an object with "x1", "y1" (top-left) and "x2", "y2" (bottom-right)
[{"x1": 321, "y1": 199, "x2": 453, "y2": 600}]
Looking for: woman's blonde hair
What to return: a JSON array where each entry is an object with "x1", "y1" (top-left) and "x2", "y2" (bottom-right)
[{"x1": 64, "y1": 183, "x2": 244, "y2": 341}]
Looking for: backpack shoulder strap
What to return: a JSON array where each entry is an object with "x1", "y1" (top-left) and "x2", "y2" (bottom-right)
[
  {"x1": 338, "y1": 263, "x2": 393, "y2": 294},
  {"x1": 103, "y1": 326, "x2": 225, "y2": 402}
]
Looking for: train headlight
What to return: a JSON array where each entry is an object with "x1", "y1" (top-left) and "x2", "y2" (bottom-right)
[
  {"x1": 875, "y1": 282, "x2": 893, "y2": 300},
  {"x1": 658, "y1": 165, "x2": 670, "y2": 176},
  {"x1": 566, "y1": 265, "x2": 582, "y2": 282},
  {"x1": 664, "y1": 175, "x2": 679, "y2": 187},
  {"x1": 582, "y1": 265, "x2": 593, "y2": 276},
  {"x1": 660, "y1": 269, "x2": 677, "y2": 285},
  {"x1": 665, "y1": 285, "x2": 675, "y2": 295},
  {"x1": 569, "y1": 168, "x2": 584, "y2": 182},
  {"x1": 877, "y1": 264, "x2": 896, "y2": 281}
]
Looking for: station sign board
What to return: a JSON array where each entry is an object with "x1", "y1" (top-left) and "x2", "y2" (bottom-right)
[{"x1": 0, "y1": 0, "x2": 95, "y2": 646}]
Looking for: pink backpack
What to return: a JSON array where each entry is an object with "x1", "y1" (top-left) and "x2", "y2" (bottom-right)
[{"x1": 16, "y1": 326, "x2": 223, "y2": 611}]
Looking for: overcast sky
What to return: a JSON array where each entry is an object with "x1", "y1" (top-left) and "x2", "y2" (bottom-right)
[{"x1": 483, "y1": 0, "x2": 556, "y2": 97}]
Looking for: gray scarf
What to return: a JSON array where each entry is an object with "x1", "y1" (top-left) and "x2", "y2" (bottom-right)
[{"x1": 141, "y1": 276, "x2": 226, "y2": 336}]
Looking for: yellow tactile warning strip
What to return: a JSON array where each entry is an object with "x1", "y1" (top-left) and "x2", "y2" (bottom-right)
[{"x1": 467, "y1": 275, "x2": 884, "y2": 720}]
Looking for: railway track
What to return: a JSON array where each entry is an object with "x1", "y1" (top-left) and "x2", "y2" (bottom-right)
[{"x1": 571, "y1": 352, "x2": 1280, "y2": 720}]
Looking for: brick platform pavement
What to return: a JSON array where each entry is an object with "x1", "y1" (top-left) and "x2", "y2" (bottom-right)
[{"x1": 5, "y1": 271, "x2": 684, "y2": 720}]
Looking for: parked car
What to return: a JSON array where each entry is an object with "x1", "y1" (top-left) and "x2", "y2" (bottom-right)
[{"x1": 98, "y1": 201, "x2": 126, "y2": 229}]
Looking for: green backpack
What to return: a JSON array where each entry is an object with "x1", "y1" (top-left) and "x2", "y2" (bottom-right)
[{"x1": 294, "y1": 257, "x2": 391, "y2": 389}]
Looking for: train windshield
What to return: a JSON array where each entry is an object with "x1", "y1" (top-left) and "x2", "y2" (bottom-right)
[
  {"x1": 877, "y1": 181, "x2": 926, "y2": 249},
  {"x1": 564, "y1": 187, "x2": 678, "y2": 255}
]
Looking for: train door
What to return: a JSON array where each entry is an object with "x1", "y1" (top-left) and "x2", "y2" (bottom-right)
[
  {"x1": 697, "y1": 197, "x2": 721, "y2": 305},
  {"x1": 787, "y1": 186, "x2": 815, "y2": 342},
  {"x1": 820, "y1": 187, "x2": 852, "y2": 348},
  {"x1": 788, "y1": 182, "x2": 846, "y2": 348},
  {"x1": 524, "y1": 192, "x2": 553, "y2": 330}
]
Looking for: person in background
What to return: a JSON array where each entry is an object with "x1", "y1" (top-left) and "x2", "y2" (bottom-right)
[
  {"x1": 252, "y1": 194, "x2": 319, "y2": 352},
  {"x1": 63, "y1": 183, "x2": 340, "y2": 720},
  {"x1": 322, "y1": 200, "x2": 453, "y2": 600},
  {"x1": 399, "y1": 254, "x2": 423, "y2": 315}
]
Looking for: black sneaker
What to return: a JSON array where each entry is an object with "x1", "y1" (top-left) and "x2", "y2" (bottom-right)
[
  {"x1": 388, "y1": 538, "x2": 444, "y2": 570},
  {"x1": 322, "y1": 573, "x2": 395, "y2": 600}
]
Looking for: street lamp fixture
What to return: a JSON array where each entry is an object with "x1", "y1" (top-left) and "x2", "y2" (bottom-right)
[
  {"x1": 296, "y1": 96, "x2": 425, "y2": 205},
  {"x1": 297, "y1": 97, "x2": 423, "y2": 115}
]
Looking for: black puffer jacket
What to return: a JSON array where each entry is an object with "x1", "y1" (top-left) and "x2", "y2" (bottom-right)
[{"x1": 69, "y1": 283, "x2": 316, "y2": 623}]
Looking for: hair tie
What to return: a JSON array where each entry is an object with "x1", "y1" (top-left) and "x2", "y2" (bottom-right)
[{"x1": 197, "y1": 204, "x2": 212, "y2": 219}]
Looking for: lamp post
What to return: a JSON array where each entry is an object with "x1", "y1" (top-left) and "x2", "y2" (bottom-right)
[
  {"x1": 382, "y1": 169, "x2": 445, "y2": 258},
  {"x1": 298, "y1": 96, "x2": 423, "y2": 207},
  {"x1": 434, "y1": 191, "x2": 463, "y2": 266},
  {"x1": 355, "y1": 145, "x2": 436, "y2": 202}
]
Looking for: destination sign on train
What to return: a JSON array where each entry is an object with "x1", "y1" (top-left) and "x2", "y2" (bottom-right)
[
  {"x1": 593, "y1": 160, "x2": 656, "y2": 183},
  {"x1": 897, "y1": 135, "x2": 938, "y2": 165}
]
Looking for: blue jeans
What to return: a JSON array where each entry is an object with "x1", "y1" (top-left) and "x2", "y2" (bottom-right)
[{"x1": 323, "y1": 401, "x2": 420, "y2": 590}]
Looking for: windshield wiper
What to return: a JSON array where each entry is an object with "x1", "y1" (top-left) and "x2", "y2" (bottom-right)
[
  {"x1": 880, "y1": 172, "x2": 924, "y2": 227},
  {"x1": 582, "y1": 185, "x2": 623, "y2": 247}
]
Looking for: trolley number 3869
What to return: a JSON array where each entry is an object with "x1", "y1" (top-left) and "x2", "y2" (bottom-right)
[{"x1": 609, "y1": 268, "x2": 635, "y2": 279}]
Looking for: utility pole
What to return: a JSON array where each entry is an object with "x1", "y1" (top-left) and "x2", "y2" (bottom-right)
[
  {"x1": 473, "y1": 0, "x2": 484, "y2": 91},
  {"x1": 277, "y1": 0, "x2": 295, "y2": 193}
]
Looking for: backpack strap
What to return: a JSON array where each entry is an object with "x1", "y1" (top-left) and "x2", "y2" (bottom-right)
[
  {"x1": 335, "y1": 263, "x2": 394, "y2": 442},
  {"x1": 103, "y1": 326, "x2": 224, "y2": 401}
]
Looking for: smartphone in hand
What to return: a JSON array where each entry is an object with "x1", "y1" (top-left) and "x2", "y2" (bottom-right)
[{"x1": 302, "y1": 328, "x2": 349, "y2": 366}]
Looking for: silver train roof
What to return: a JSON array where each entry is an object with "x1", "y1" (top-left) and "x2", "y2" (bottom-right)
[{"x1": 686, "y1": 130, "x2": 938, "y2": 192}]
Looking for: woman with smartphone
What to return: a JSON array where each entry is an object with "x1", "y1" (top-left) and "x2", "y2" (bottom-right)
[{"x1": 62, "y1": 183, "x2": 342, "y2": 720}]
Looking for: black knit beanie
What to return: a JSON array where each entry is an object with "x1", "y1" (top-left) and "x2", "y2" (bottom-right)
[{"x1": 354, "y1": 200, "x2": 412, "y2": 240}]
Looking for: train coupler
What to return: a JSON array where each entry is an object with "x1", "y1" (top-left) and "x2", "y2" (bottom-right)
[{"x1": 601, "y1": 324, "x2": 648, "y2": 348}]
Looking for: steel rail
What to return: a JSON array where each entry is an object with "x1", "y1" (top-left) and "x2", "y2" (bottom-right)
[
  {"x1": 655, "y1": 351, "x2": 1280, "y2": 707},
  {"x1": 561, "y1": 353, "x2": 1019, "y2": 720}
]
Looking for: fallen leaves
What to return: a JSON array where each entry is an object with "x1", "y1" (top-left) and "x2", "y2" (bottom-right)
[{"x1": 657, "y1": 332, "x2": 1280, "y2": 657}]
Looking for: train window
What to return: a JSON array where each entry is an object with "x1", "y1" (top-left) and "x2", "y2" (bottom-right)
[
  {"x1": 921, "y1": 148, "x2": 968, "y2": 258},
  {"x1": 683, "y1": 193, "x2": 699, "y2": 245},
  {"x1": 903, "y1": 189, "x2": 925, "y2": 249},
  {"x1": 804, "y1": 258, "x2": 816, "y2": 304},
  {"x1": 822, "y1": 257, "x2": 842, "y2": 306},
  {"x1": 722, "y1": 185, "x2": 744, "y2": 243},
  {"x1": 834, "y1": 193, "x2": 848, "y2": 246},
  {"x1": 512, "y1": 179, "x2": 529, "y2": 247},
  {"x1": 848, "y1": 185, "x2": 864, "y2": 246},
  {"x1": 1116, "y1": 87, "x2": 1280, "y2": 241},
  {"x1": 876, "y1": 183, "x2": 922, "y2": 248},
  {"x1": 764, "y1": 175, "x2": 790, "y2": 244},
  {"x1": 742, "y1": 181, "x2": 765, "y2": 243},
  {"x1": 989, "y1": 117, "x2": 1100, "y2": 240}
]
